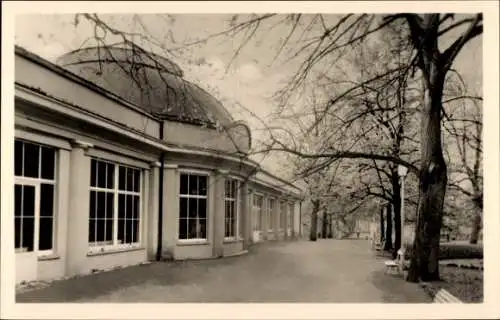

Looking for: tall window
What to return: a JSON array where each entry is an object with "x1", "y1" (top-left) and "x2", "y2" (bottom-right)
[
  {"x1": 288, "y1": 203, "x2": 294, "y2": 230},
  {"x1": 253, "y1": 194, "x2": 263, "y2": 231},
  {"x1": 280, "y1": 201, "x2": 286, "y2": 230},
  {"x1": 179, "y1": 173, "x2": 208, "y2": 240},
  {"x1": 89, "y1": 159, "x2": 141, "y2": 249},
  {"x1": 224, "y1": 178, "x2": 239, "y2": 239},
  {"x1": 14, "y1": 139, "x2": 56, "y2": 255},
  {"x1": 267, "y1": 198, "x2": 275, "y2": 231}
]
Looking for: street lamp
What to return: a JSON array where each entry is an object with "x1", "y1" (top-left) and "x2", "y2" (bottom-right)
[{"x1": 398, "y1": 165, "x2": 408, "y2": 248}]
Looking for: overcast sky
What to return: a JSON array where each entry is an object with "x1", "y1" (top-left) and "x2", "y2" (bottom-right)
[{"x1": 14, "y1": 13, "x2": 483, "y2": 178}]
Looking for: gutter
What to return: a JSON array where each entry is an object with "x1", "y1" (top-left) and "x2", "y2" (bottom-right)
[{"x1": 156, "y1": 122, "x2": 165, "y2": 261}]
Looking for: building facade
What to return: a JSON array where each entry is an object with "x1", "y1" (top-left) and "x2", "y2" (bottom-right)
[{"x1": 13, "y1": 45, "x2": 303, "y2": 284}]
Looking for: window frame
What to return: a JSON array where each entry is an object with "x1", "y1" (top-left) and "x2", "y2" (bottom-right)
[
  {"x1": 279, "y1": 200, "x2": 286, "y2": 231},
  {"x1": 267, "y1": 197, "x2": 275, "y2": 232},
  {"x1": 177, "y1": 170, "x2": 210, "y2": 243},
  {"x1": 252, "y1": 193, "x2": 264, "y2": 232},
  {"x1": 88, "y1": 158, "x2": 143, "y2": 253},
  {"x1": 288, "y1": 202, "x2": 294, "y2": 231},
  {"x1": 14, "y1": 139, "x2": 57, "y2": 257},
  {"x1": 224, "y1": 177, "x2": 239, "y2": 240}
]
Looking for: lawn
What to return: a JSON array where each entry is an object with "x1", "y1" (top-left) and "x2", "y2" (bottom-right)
[
  {"x1": 417, "y1": 242, "x2": 483, "y2": 303},
  {"x1": 420, "y1": 265, "x2": 483, "y2": 303}
]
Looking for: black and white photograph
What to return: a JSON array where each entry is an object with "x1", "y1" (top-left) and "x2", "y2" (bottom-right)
[{"x1": 1, "y1": 1, "x2": 499, "y2": 319}]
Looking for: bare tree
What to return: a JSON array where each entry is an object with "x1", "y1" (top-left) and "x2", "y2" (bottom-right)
[{"x1": 75, "y1": 13, "x2": 482, "y2": 282}]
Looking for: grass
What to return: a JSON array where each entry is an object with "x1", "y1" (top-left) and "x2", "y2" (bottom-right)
[
  {"x1": 421, "y1": 265, "x2": 483, "y2": 303},
  {"x1": 376, "y1": 241, "x2": 484, "y2": 303}
]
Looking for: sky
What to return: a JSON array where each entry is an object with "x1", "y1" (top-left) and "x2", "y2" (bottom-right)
[{"x1": 14, "y1": 13, "x2": 483, "y2": 179}]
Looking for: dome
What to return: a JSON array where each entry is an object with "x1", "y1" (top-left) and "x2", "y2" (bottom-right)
[{"x1": 56, "y1": 44, "x2": 234, "y2": 126}]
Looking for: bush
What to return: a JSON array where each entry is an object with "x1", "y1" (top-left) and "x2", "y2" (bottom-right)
[{"x1": 404, "y1": 243, "x2": 483, "y2": 260}]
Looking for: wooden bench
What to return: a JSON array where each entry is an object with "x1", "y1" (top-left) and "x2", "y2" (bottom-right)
[
  {"x1": 384, "y1": 248, "x2": 406, "y2": 275},
  {"x1": 433, "y1": 288, "x2": 462, "y2": 303}
]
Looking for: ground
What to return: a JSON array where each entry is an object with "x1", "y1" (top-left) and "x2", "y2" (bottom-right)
[{"x1": 16, "y1": 239, "x2": 431, "y2": 303}]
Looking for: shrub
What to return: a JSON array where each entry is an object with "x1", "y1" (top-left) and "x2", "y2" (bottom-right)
[{"x1": 404, "y1": 243, "x2": 483, "y2": 260}]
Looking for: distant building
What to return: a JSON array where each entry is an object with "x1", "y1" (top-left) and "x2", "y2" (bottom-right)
[{"x1": 13, "y1": 45, "x2": 304, "y2": 284}]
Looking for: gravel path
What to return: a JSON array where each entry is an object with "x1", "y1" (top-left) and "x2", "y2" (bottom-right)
[{"x1": 17, "y1": 240, "x2": 431, "y2": 303}]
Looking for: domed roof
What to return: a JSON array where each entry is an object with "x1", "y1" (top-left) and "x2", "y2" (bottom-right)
[{"x1": 56, "y1": 44, "x2": 234, "y2": 126}]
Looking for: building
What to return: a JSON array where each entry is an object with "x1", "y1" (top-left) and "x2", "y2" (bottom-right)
[{"x1": 13, "y1": 45, "x2": 304, "y2": 284}]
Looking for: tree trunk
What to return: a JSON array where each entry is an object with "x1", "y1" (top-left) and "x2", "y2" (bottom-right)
[
  {"x1": 379, "y1": 206, "x2": 385, "y2": 244},
  {"x1": 392, "y1": 170, "x2": 402, "y2": 259},
  {"x1": 470, "y1": 195, "x2": 482, "y2": 244},
  {"x1": 321, "y1": 210, "x2": 328, "y2": 239},
  {"x1": 384, "y1": 203, "x2": 393, "y2": 251},
  {"x1": 309, "y1": 200, "x2": 319, "y2": 241},
  {"x1": 407, "y1": 58, "x2": 448, "y2": 282},
  {"x1": 328, "y1": 215, "x2": 333, "y2": 238},
  {"x1": 470, "y1": 212, "x2": 482, "y2": 244}
]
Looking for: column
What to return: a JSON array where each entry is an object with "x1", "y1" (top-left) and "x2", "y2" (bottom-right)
[
  {"x1": 290, "y1": 202, "x2": 296, "y2": 240},
  {"x1": 65, "y1": 140, "x2": 92, "y2": 276},
  {"x1": 241, "y1": 182, "x2": 251, "y2": 249},
  {"x1": 146, "y1": 162, "x2": 160, "y2": 260},
  {"x1": 161, "y1": 164, "x2": 178, "y2": 260},
  {"x1": 213, "y1": 169, "x2": 227, "y2": 258},
  {"x1": 262, "y1": 195, "x2": 269, "y2": 240}
]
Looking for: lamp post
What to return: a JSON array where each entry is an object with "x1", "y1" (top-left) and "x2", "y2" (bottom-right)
[{"x1": 398, "y1": 165, "x2": 408, "y2": 248}]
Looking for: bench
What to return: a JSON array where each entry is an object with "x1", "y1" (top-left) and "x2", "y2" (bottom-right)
[
  {"x1": 384, "y1": 248, "x2": 406, "y2": 275},
  {"x1": 433, "y1": 288, "x2": 462, "y2": 303}
]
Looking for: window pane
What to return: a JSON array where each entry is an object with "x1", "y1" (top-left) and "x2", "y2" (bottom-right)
[
  {"x1": 96, "y1": 192, "x2": 106, "y2": 218},
  {"x1": 225, "y1": 180, "x2": 230, "y2": 198},
  {"x1": 97, "y1": 161, "x2": 107, "y2": 188},
  {"x1": 105, "y1": 219, "x2": 113, "y2": 242},
  {"x1": 15, "y1": 140, "x2": 23, "y2": 176},
  {"x1": 106, "y1": 163, "x2": 115, "y2": 189},
  {"x1": 126, "y1": 195, "x2": 133, "y2": 219},
  {"x1": 118, "y1": 219, "x2": 125, "y2": 244},
  {"x1": 199, "y1": 218, "x2": 207, "y2": 239},
  {"x1": 126, "y1": 168, "x2": 134, "y2": 191},
  {"x1": 119, "y1": 166, "x2": 126, "y2": 190},
  {"x1": 96, "y1": 219, "x2": 105, "y2": 242},
  {"x1": 188, "y1": 175, "x2": 198, "y2": 195},
  {"x1": 188, "y1": 219, "x2": 197, "y2": 238},
  {"x1": 39, "y1": 217, "x2": 53, "y2": 250},
  {"x1": 231, "y1": 180, "x2": 238, "y2": 198},
  {"x1": 15, "y1": 217, "x2": 21, "y2": 248},
  {"x1": 106, "y1": 193, "x2": 114, "y2": 219},
  {"x1": 133, "y1": 169, "x2": 141, "y2": 192},
  {"x1": 180, "y1": 174, "x2": 188, "y2": 195},
  {"x1": 188, "y1": 198, "x2": 198, "y2": 218},
  {"x1": 125, "y1": 219, "x2": 133, "y2": 243},
  {"x1": 24, "y1": 143, "x2": 39, "y2": 178},
  {"x1": 133, "y1": 220, "x2": 140, "y2": 243},
  {"x1": 15, "y1": 185, "x2": 21, "y2": 217},
  {"x1": 198, "y1": 199, "x2": 207, "y2": 219},
  {"x1": 22, "y1": 216, "x2": 35, "y2": 251},
  {"x1": 41, "y1": 146, "x2": 55, "y2": 180},
  {"x1": 132, "y1": 196, "x2": 140, "y2": 220},
  {"x1": 89, "y1": 191, "x2": 97, "y2": 218},
  {"x1": 90, "y1": 159, "x2": 97, "y2": 187},
  {"x1": 199, "y1": 176, "x2": 207, "y2": 196},
  {"x1": 179, "y1": 197, "x2": 188, "y2": 219},
  {"x1": 178, "y1": 218, "x2": 187, "y2": 239},
  {"x1": 89, "y1": 219, "x2": 96, "y2": 243},
  {"x1": 40, "y1": 184, "x2": 54, "y2": 217},
  {"x1": 225, "y1": 219, "x2": 230, "y2": 237},
  {"x1": 23, "y1": 185, "x2": 35, "y2": 216},
  {"x1": 118, "y1": 194, "x2": 126, "y2": 219}
]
